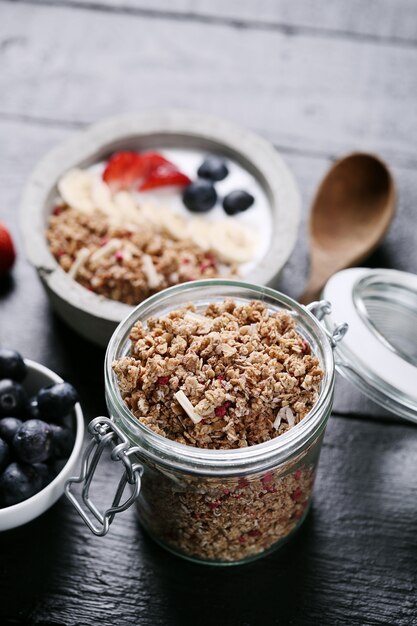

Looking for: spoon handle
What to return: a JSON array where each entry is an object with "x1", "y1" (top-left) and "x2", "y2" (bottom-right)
[{"x1": 298, "y1": 286, "x2": 322, "y2": 305}]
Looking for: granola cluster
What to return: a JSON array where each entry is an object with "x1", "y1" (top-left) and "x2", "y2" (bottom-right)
[
  {"x1": 113, "y1": 299, "x2": 323, "y2": 448},
  {"x1": 138, "y1": 457, "x2": 318, "y2": 562},
  {"x1": 113, "y1": 299, "x2": 324, "y2": 562},
  {"x1": 46, "y1": 207, "x2": 233, "y2": 305}
]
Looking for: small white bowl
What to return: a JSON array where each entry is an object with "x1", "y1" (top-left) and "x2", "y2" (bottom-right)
[
  {"x1": 0, "y1": 359, "x2": 84, "y2": 531},
  {"x1": 20, "y1": 110, "x2": 301, "y2": 347}
]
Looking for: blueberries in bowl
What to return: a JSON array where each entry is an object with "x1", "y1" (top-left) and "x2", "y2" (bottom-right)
[
  {"x1": 37, "y1": 382, "x2": 79, "y2": 422},
  {"x1": 0, "y1": 379, "x2": 28, "y2": 417},
  {"x1": 0, "y1": 438, "x2": 10, "y2": 473},
  {"x1": 0, "y1": 349, "x2": 79, "y2": 509},
  {"x1": 0, "y1": 462, "x2": 44, "y2": 507},
  {"x1": 197, "y1": 156, "x2": 229, "y2": 182},
  {"x1": 27, "y1": 398, "x2": 41, "y2": 420},
  {"x1": 183, "y1": 156, "x2": 256, "y2": 217},
  {"x1": 50, "y1": 424, "x2": 76, "y2": 459},
  {"x1": 13, "y1": 419, "x2": 53, "y2": 464},
  {"x1": 0, "y1": 417, "x2": 22, "y2": 444},
  {"x1": 183, "y1": 179, "x2": 217, "y2": 213},
  {"x1": 0, "y1": 349, "x2": 27, "y2": 382},
  {"x1": 223, "y1": 190, "x2": 255, "y2": 215}
]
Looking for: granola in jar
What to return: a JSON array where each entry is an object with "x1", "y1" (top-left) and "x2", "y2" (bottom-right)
[{"x1": 112, "y1": 298, "x2": 324, "y2": 562}]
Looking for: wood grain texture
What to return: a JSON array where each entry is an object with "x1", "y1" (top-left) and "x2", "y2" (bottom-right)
[
  {"x1": 1, "y1": 2, "x2": 417, "y2": 170},
  {"x1": 8, "y1": 0, "x2": 417, "y2": 45}
]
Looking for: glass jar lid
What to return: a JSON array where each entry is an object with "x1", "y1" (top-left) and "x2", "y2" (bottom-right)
[{"x1": 322, "y1": 268, "x2": 417, "y2": 423}]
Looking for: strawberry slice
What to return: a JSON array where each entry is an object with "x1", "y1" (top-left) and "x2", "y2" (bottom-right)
[
  {"x1": 139, "y1": 161, "x2": 191, "y2": 191},
  {"x1": 103, "y1": 150, "x2": 191, "y2": 192},
  {"x1": 138, "y1": 152, "x2": 191, "y2": 190},
  {"x1": 0, "y1": 223, "x2": 16, "y2": 276},
  {"x1": 102, "y1": 152, "x2": 145, "y2": 191}
]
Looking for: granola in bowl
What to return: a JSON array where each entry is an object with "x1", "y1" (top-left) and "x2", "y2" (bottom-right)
[
  {"x1": 46, "y1": 149, "x2": 268, "y2": 305},
  {"x1": 112, "y1": 298, "x2": 324, "y2": 563}
]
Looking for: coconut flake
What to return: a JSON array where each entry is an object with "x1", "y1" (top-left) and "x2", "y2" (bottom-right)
[
  {"x1": 185, "y1": 311, "x2": 207, "y2": 323},
  {"x1": 68, "y1": 247, "x2": 90, "y2": 278},
  {"x1": 174, "y1": 390, "x2": 203, "y2": 424},
  {"x1": 142, "y1": 254, "x2": 162, "y2": 289},
  {"x1": 124, "y1": 240, "x2": 142, "y2": 256},
  {"x1": 219, "y1": 343, "x2": 237, "y2": 356},
  {"x1": 90, "y1": 238, "x2": 122, "y2": 263},
  {"x1": 184, "y1": 311, "x2": 213, "y2": 334},
  {"x1": 273, "y1": 414, "x2": 282, "y2": 430},
  {"x1": 276, "y1": 406, "x2": 295, "y2": 428}
]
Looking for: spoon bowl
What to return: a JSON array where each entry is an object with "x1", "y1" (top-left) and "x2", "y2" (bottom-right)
[{"x1": 299, "y1": 152, "x2": 395, "y2": 304}]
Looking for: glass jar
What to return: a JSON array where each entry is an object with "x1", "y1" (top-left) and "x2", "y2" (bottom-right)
[{"x1": 66, "y1": 280, "x2": 346, "y2": 565}]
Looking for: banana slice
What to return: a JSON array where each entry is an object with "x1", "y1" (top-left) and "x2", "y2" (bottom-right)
[
  {"x1": 139, "y1": 203, "x2": 167, "y2": 229},
  {"x1": 162, "y1": 212, "x2": 188, "y2": 241},
  {"x1": 91, "y1": 178, "x2": 116, "y2": 217},
  {"x1": 114, "y1": 191, "x2": 139, "y2": 219},
  {"x1": 187, "y1": 218, "x2": 211, "y2": 251},
  {"x1": 114, "y1": 191, "x2": 142, "y2": 226},
  {"x1": 57, "y1": 169, "x2": 96, "y2": 213},
  {"x1": 209, "y1": 220, "x2": 257, "y2": 264}
]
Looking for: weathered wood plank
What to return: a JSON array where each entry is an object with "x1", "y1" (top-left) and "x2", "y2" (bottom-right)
[
  {"x1": 10, "y1": 0, "x2": 417, "y2": 45},
  {"x1": 0, "y1": 2, "x2": 417, "y2": 170}
]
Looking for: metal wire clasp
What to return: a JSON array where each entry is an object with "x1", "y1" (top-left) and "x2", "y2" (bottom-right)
[
  {"x1": 65, "y1": 416, "x2": 143, "y2": 536},
  {"x1": 306, "y1": 300, "x2": 348, "y2": 348}
]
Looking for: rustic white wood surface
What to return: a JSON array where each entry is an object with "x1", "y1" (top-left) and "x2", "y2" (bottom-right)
[
  {"x1": 1, "y1": 2, "x2": 417, "y2": 625},
  {"x1": 22, "y1": 0, "x2": 417, "y2": 43}
]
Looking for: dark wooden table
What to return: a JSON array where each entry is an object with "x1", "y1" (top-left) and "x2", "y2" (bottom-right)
[{"x1": 1, "y1": 2, "x2": 417, "y2": 624}]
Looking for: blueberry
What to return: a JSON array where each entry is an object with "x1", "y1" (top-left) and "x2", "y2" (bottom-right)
[
  {"x1": 0, "y1": 438, "x2": 9, "y2": 472},
  {"x1": 36, "y1": 382, "x2": 79, "y2": 422},
  {"x1": 50, "y1": 424, "x2": 75, "y2": 459},
  {"x1": 33, "y1": 462, "x2": 55, "y2": 488},
  {"x1": 0, "y1": 417, "x2": 23, "y2": 443},
  {"x1": 197, "y1": 157, "x2": 229, "y2": 182},
  {"x1": 27, "y1": 398, "x2": 41, "y2": 420},
  {"x1": 0, "y1": 379, "x2": 28, "y2": 417},
  {"x1": 183, "y1": 180, "x2": 217, "y2": 213},
  {"x1": 13, "y1": 419, "x2": 53, "y2": 464},
  {"x1": 223, "y1": 190, "x2": 255, "y2": 215},
  {"x1": 0, "y1": 349, "x2": 27, "y2": 382},
  {"x1": 0, "y1": 462, "x2": 43, "y2": 507}
]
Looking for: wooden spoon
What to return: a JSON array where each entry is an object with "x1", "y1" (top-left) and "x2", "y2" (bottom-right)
[{"x1": 299, "y1": 152, "x2": 396, "y2": 304}]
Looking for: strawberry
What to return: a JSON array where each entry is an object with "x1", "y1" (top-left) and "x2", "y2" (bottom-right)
[
  {"x1": 102, "y1": 152, "x2": 145, "y2": 191},
  {"x1": 102, "y1": 150, "x2": 191, "y2": 192},
  {"x1": 0, "y1": 223, "x2": 16, "y2": 276}
]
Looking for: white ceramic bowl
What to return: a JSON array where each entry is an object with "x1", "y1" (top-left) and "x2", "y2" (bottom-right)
[
  {"x1": 0, "y1": 359, "x2": 84, "y2": 531},
  {"x1": 20, "y1": 110, "x2": 301, "y2": 347}
]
